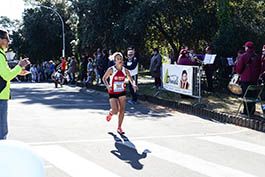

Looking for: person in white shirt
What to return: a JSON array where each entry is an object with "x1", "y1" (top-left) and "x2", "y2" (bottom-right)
[
  {"x1": 124, "y1": 49, "x2": 138, "y2": 104},
  {"x1": 30, "y1": 64, "x2": 37, "y2": 82}
]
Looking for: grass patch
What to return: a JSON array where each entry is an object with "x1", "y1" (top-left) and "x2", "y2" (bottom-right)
[{"x1": 137, "y1": 82, "x2": 263, "y2": 116}]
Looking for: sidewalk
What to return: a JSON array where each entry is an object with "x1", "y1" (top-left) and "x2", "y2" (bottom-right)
[
  {"x1": 137, "y1": 76, "x2": 264, "y2": 118},
  {"x1": 77, "y1": 76, "x2": 265, "y2": 132}
]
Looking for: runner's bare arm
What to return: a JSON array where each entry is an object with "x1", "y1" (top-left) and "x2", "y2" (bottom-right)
[
  {"x1": 103, "y1": 67, "x2": 113, "y2": 91},
  {"x1": 125, "y1": 69, "x2": 138, "y2": 91}
]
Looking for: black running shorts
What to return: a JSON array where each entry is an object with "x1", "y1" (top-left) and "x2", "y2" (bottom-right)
[{"x1": 109, "y1": 91, "x2": 126, "y2": 99}]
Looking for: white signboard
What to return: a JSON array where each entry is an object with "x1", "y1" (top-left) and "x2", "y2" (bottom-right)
[
  {"x1": 162, "y1": 64, "x2": 193, "y2": 96},
  {"x1": 203, "y1": 54, "x2": 216, "y2": 65},
  {"x1": 227, "y1": 57, "x2": 234, "y2": 66}
]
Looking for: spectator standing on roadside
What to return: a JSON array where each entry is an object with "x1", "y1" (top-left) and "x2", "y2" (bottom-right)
[
  {"x1": 37, "y1": 64, "x2": 42, "y2": 82},
  {"x1": 86, "y1": 57, "x2": 94, "y2": 85},
  {"x1": 177, "y1": 49, "x2": 198, "y2": 66},
  {"x1": 260, "y1": 45, "x2": 265, "y2": 100},
  {"x1": 178, "y1": 46, "x2": 189, "y2": 63},
  {"x1": 80, "y1": 54, "x2": 88, "y2": 84},
  {"x1": 0, "y1": 29, "x2": 30, "y2": 139},
  {"x1": 61, "y1": 57, "x2": 66, "y2": 75},
  {"x1": 108, "y1": 49, "x2": 115, "y2": 68},
  {"x1": 259, "y1": 45, "x2": 265, "y2": 80},
  {"x1": 232, "y1": 50, "x2": 244, "y2": 74},
  {"x1": 43, "y1": 61, "x2": 50, "y2": 81},
  {"x1": 49, "y1": 60, "x2": 55, "y2": 79},
  {"x1": 124, "y1": 49, "x2": 138, "y2": 104},
  {"x1": 150, "y1": 48, "x2": 162, "y2": 89},
  {"x1": 235, "y1": 41, "x2": 261, "y2": 116},
  {"x1": 68, "y1": 56, "x2": 78, "y2": 84},
  {"x1": 30, "y1": 64, "x2": 38, "y2": 82},
  {"x1": 93, "y1": 52, "x2": 100, "y2": 85},
  {"x1": 203, "y1": 46, "x2": 214, "y2": 92},
  {"x1": 102, "y1": 49, "x2": 109, "y2": 75},
  {"x1": 96, "y1": 49, "x2": 104, "y2": 85}
]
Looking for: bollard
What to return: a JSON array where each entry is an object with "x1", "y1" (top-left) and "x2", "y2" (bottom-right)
[
  {"x1": 238, "y1": 117, "x2": 243, "y2": 126},
  {"x1": 215, "y1": 112, "x2": 220, "y2": 121},
  {"x1": 226, "y1": 115, "x2": 231, "y2": 124},
  {"x1": 262, "y1": 122, "x2": 265, "y2": 132},
  {"x1": 222, "y1": 113, "x2": 227, "y2": 123},
  {"x1": 254, "y1": 120, "x2": 259, "y2": 130},
  {"x1": 250, "y1": 119, "x2": 254, "y2": 129},
  {"x1": 212, "y1": 112, "x2": 216, "y2": 121},
  {"x1": 219, "y1": 113, "x2": 223, "y2": 122},
  {"x1": 245, "y1": 118, "x2": 250, "y2": 128},
  {"x1": 208, "y1": 110, "x2": 213, "y2": 119},
  {"x1": 258, "y1": 121, "x2": 263, "y2": 131},
  {"x1": 175, "y1": 102, "x2": 179, "y2": 110},
  {"x1": 201, "y1": 108, "x2": 205, "y2": 117},
  {"x1": 206, "y1": 110, "x2": 209, "y2": 118},
  {"x1": 241, "y1": 118, "x2": 246, "y2": 127},
  {"x1": 228, "y1": 115, "x2": 232, "y2": 124},
  {"x1": 223, "y1": 114, "x2": 227, "y2": 123}
]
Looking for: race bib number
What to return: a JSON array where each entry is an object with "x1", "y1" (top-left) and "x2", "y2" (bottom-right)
[{"x1": 113, "y1": 81, "x2": 125, "y2": 92}]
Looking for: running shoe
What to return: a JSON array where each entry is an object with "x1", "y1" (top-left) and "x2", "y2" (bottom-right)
[
  {"x1": 106, "y1": 112, "x2": 112, "y2": 122},
  {"x1": 117, "y1": 127, "x2": 125, "y2": 134}
]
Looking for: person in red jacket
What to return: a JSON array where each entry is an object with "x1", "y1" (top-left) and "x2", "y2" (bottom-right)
[
  {"x1": 259, "y1": 45, "x2": 265, "y2": 80},
  {"x1": 60, "y1": 57, "x2": 66, "y2": 75},
  {"x1": 177, "y1": 50, "x2": 198, "y2": 66},
  {"x1": 235, "y1": 41, "x2": 261, "y2": 115}
]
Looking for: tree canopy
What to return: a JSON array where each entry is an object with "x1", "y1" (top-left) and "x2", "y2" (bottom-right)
[{"x1": 5, "y1": 0, "x2": 265, "y2": 65}]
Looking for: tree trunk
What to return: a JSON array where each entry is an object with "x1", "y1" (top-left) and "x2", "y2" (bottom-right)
[{"x1": 151, "y1": 19, "x2": 179, "y2": 64}]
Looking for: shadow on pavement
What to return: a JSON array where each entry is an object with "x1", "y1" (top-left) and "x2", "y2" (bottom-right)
[
  {"x1": 109, "y1": 132, "x2": 151, "y2": 170},
  {"x1": 11, "y1": 84, "x2": 173, "y2": 119}
]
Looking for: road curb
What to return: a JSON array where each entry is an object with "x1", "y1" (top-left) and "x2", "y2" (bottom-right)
[
  {"x1": 139, "y1": 93, "x2": 265, "y2": 132},
  {"x1": 80, "y1": 83, "x2": 264, "y2": 133}
]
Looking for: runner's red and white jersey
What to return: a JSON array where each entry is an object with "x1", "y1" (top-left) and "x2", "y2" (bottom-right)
[{"x1": 109, "y1": 66, "x2": 126, "y2": 94}]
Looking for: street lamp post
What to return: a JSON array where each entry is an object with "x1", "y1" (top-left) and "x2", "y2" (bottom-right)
[{"x1": 38, "y1": 4, "x2": 65, "y2": 58}]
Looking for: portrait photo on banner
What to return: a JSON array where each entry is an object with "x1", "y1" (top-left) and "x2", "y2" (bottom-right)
[{"x1": 162, "y1": 64, "x2": 193, "y2": 96}]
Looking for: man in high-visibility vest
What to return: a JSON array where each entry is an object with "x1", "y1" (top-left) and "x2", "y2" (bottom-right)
[{"x1": 0, "y1": 29, "x2": 30, "y2": 139}]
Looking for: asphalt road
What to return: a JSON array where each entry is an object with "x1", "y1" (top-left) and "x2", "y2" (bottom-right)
[{"x1": 6, "y1": 83, "x2": 265, "y2": 177}]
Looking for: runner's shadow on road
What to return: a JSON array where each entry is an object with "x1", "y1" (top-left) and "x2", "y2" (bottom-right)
[{"x1": 108, "y1": 132, "x2": 150, "y2": 170}]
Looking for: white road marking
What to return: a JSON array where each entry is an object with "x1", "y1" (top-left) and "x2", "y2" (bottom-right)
[
  {"x1": 133, "y1": 141, "x2": 258, "y2": 177},
  {"x1": 199, "y1": 136, "x2": 265, "y2": 156},
  {"x1": 33, "y1": 145, "x2": 120, "y2": 177},
  {"x1": 28, "y1": 129, "x2": 247, "y2": 145}
]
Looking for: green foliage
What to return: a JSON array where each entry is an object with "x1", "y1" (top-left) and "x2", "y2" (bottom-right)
[
  {"x1": 211, "y1": 0, "x2": 265, "y2": 89},
  {"x1": 0, "y1": 16, "x2": 20, "y2": 34},
  {"x1": 9, "y1": 0, "x2": 75, "y2": 63},
  {"x1": 212, "y1": 0, "x2": 265, "y2": 57},
  {"x1": 217, "y1": 0, "x2": 231, "y2": 32},
  {"x1": 8, "y1": 0, "x2": 265, "y2": 70},
  {"x1": 70, "y1": 0, "x2": 218, "y2": 66}
]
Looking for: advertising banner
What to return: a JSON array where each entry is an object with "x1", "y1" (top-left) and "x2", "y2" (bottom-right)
[{"x1": 162, "y1": 64, "x2": 194, "y2": 96}]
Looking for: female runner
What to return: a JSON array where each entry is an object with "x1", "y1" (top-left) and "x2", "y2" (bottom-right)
[{"x1": 103, "y1": 52, "x2": 138, "y2": 134}]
